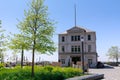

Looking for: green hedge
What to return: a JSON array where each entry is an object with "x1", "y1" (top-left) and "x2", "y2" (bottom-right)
[
  {"x1": 0, "y1": 63, "x2": 4, "y2": 69},
  {"x1": 0, "y1": 66, "x2": 83, "y2": 80}
]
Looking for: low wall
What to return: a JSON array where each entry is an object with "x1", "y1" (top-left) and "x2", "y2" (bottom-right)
[{"x1": 66, "y1": 74, "x2": 104, "y2": 80}]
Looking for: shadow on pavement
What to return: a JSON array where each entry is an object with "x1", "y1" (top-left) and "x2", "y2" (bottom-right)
[{"x1": 103, "y1": 64, "x2": 114, "y2": 69}]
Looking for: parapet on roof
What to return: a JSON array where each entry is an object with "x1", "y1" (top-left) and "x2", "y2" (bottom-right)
[{"x1": 60, "y1": 26, "x2": 95, "y2": 34}]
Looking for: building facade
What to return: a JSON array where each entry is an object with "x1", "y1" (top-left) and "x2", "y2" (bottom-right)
[{"x1": 58, "y1": 26, "x2": 97, "y2": 67}]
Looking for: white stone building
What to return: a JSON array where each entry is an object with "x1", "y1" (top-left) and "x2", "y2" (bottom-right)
[{"x1": 58, "y1": 26, "x2": 98, "y2": 67}]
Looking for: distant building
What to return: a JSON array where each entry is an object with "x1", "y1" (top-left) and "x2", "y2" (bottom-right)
[{"x1": 58, "y1": 26, "x2": 98, "y2": 67}]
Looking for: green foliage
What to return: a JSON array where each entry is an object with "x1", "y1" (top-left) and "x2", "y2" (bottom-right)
[
  {"x1": 0, "y1": 20, "x2": 7, "y2": 63},
  {"x1": 0, "y1": 66, "x2": 83, "y2": 80},
  {"x1": 8, "y1": 33, "x2": 31, "y2": 68},
  {"x1": 17, "y1": 0, "x2": 56, "y2": 76},
  {"x1": 43, "y1": 66, "x2": 53, "y2": 72},
  {"x1": 18, "y1": 0, "x2": 56, "y2": 54},
  {"x1": 107, "y1": 46, "x2": 120, "y2": 62},
  {"x1": 9, "y1": 34, "x2": 30, "y2": 50},
  {"x1": 0, "y1": 63, "x2": 4, "y2": 69}
]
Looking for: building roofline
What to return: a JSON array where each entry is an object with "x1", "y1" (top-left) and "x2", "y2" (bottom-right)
[{"x1": 59, "y1": 26, "x2": 95, "y2": 34}]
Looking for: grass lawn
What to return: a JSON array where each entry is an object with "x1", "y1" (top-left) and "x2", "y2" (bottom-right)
[{"x1": 0, "y1": 65, "x2": 83, "y2": 80}]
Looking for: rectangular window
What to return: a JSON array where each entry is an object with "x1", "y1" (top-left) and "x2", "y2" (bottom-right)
[
  {"x1": 78, "y1": 35, "x2": 80, "y2": 41},
  {"x1": 71, "y1": 35, "x2": 80, "y2": 41},
  {"x1": 88, "y1": 35, "x2": 91, "y2": 40},
  {"x1": 75, "y1": 46, "x2": 77, "y2": 52},
  {"x1": 88, "y1": 59, "x2": 92, "y2": 67},
  {"x1": 71, "y1": 46, "x2": 80, "y2": 53},
  {"x1": 88, "y1": 45, "x2": 91, "y2": 52},
  {"x1": 62, "y1": 46, "x2": 65, "y2": 52},
  {"x1": 62, "y1": 36, "x2": 65, "y2": 42},
  {"x1": 75, "y1": 36, "x2": 77, "y2": 41},
  {"x1": 78, "y1": 46, "x2": 80, "y2": 52},
  {"x1": 71, "y1": 46, "x2": 74, "y2": 52},
  {"x1": 61, "y1": 59, "x2": 65, "y2": 64},
  {"x1": 71, "y1": 36, "x2": 74, "y2": 41}
]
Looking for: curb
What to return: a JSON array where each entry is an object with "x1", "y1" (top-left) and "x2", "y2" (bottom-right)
[{"x1": 66, "y1": 74, "x2": 104, "y2": 80}]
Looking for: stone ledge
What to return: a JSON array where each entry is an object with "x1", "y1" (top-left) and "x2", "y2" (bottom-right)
[{"x1": 66, "y1": 74, "x2": 104, "y2": 80}]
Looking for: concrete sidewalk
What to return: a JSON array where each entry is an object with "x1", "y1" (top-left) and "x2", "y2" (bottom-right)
[{"x1": 89, "y1": 67, "x2": 120, "y2": 80}]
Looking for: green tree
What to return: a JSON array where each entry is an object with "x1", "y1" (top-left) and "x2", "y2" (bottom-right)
[
  {"x1": 18, "y1": 0, "x2": 56, "y2": 77},
  {"x1": 107, "y1": 46, "x2": 120, "y2": 65},
  {"x1": 0, "y1": 20, "x2": 7, "y2": 63},
  {"x1": 9, "y1": 34, "x2": 30, "y2": 68}
]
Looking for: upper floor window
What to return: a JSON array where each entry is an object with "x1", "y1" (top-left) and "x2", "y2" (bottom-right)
[
  {"x1": 71, "y1": 36, "x2": 74, "y2": 41},
  {"x1": 71, "y1": 45, "x2": 81, "y2": 53},
  {"x1": 88, "y1": 45, "x2": 91, "y2": 52},
  {"x1": 62, "y1": 36, "x2": 65, "y2": 42},
  {"x1": 71, "y1": 46, "x2": 74, "y2": 52},
  {"x1": 75, "y1": 46, "x2": 77, "y2": 52},
  {"x1": 78, "y1": 46, "x2": 80, "y2": 52},
  {"x1": 71, "y1": 35, "x2": 80, "y2": 41},
  {"x1": 88, "y1": 35, "x2": 91, "y2": 40},
  {"x1": 78, "y1": 35, "x2": 80, "y2": 41},
  {"x1": 75, "y1": 36, "x2": 77, "y2": 41},
  {"x1": 62, "y1": 46, "x2": 65, "y2": 52}
]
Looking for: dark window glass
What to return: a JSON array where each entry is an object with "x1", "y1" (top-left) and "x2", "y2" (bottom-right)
[
  {"x1": 78, "y1": 35, "x2": 80, "y2": 41},
  {"x1": 71, "y1": 46, "x2": 74, "y2": 52},
  {"x1": 62, "y1": 46, "x2": 65, "y2": 52},
  {"x1": 75, "y1": 36, "x2": 77, "y2": 41},
  {"x1": 88, "y1": 59, "x2": 92, "y2": 67},
  {"x1": 71, "y1": 36, "x2": 74, "y2": 41},
  {"x1": 61, "y1": 59, "x2": 65, "y2": 64},
  {"x1": 88, "y1": 45, "x2": 91, "y2": 52},
  {"x1": 78, "y1": 46, "x2": 80, "y2": 52},
  {"x1": 88, "y1": 35, "x2": 91, "y2": 40},
  {"x1": 75, "y1": 46, "x2": 77, "y2": 52},
  {"x1": 62, "y1": 36, "x2": 65, "y2": 42}
]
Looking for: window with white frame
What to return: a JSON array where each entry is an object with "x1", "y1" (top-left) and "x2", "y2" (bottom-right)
[
  {"x1": 62, "y1": 36, "x2": 65, "y2": 42},
  {"x1": 71, "y1": 35, "x2": 81, "y2": 41},
  {"x1": 61, "y1": 46, "x2": 65, "y2": 52},
  {"x1": 88, "y1": 45, "x2": 91, "y2": 52},
  {"x1": 71, "y1": 45, "x2": 81, "y2": 53},
  {"x1": 88, "y1": 35, "x2": 91, "y2": 40},
  {"x1": 61, "y1": 59, "x2": 65, "y2": 64}
]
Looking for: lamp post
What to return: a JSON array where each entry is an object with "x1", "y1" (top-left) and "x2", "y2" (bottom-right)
[{"x1": 81, "y1": 37, "x2": 85, "y2": 74}]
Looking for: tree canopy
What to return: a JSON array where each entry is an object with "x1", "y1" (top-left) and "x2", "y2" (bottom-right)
[
  {"x1": 107, "y1": 46, "x2": 120, "y2": 64},
  {"x1": 0, "y1": 20, "x2": 7, "y2": 63},
  {"x1": 9, "y1": 33, "x2": 30, "y2": 68},
  {"x1": 17, "y1": 0, "x2": 56, "y2": 77}
]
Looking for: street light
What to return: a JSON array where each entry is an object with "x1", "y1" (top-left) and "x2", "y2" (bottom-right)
[{"x1": 81, "y1": 37, "x2": 85, "y2": 74}]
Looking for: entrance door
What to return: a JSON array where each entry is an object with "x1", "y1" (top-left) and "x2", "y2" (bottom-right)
[{"x1": 72, "y1": 57, "x2": 81, "y2": 64}]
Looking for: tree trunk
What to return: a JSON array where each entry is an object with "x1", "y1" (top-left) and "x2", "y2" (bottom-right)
[
  {"x1": 32, "y1": 48, "x2": 35, "y2": 77},
  {"x1": 21, "y1": 49, "x2": 24, "y2": 68},
  {"x1": 32, "y1": 40, "x2": 35, "y2": 77}
]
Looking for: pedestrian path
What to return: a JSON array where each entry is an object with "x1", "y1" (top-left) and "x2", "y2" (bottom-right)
[{"x1": 89, "y1": 67, "x2": 120, "y2": 80}]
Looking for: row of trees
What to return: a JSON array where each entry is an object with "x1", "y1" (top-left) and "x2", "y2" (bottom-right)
[
  {"x1": 0, "y1": 20, "x2": 7, "y2": 63},
  {"x1": 0, "y1": 0, "x2": 56, "y2": 77}
]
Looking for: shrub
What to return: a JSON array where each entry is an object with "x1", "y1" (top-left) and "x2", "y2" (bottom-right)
[
  {"x1": 0, "y1": 63, "x2": 4, "y2": 69},
  {"x1": 0, "y1": 66, "x2": 83, "y2": 80},
  {"x1": 44, "y1": 66, "x2": 53, "y2": 72}
]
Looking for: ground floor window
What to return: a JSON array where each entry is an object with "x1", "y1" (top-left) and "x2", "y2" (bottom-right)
[
  {"x1": 61, "y1": 59, "x2": 65, "y2": 64},
  {"x1": 88, "y1": 59, "x2": 92, "y2": 67}
]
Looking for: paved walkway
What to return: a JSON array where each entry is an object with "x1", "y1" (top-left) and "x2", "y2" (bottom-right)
[{"x1": 89, "y1": 67, "x2": 120, "y2": 80}]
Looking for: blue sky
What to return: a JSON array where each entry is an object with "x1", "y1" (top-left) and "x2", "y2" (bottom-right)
[{"x1": 0, "y1": 0, "x2": 120, "y2": 62}]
